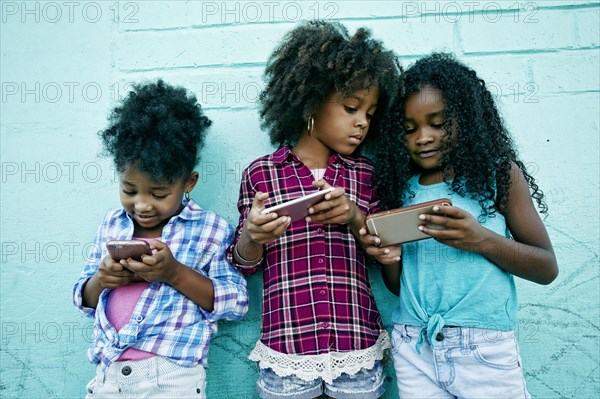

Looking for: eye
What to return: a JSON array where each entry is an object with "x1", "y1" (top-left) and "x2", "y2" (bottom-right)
[
  {"x1": 403, "y1": 126, "x2": 416, "y2": 134},
  {"x1": 344, "y1": 105, "x2": 357, "y2": 113},
  {"x1": 121, "y1": 189, "x2": 135, "y2": 196},
  {"x1": 432, "y1": 123, "x2": 445, "y2": 129},
  {"x1": 366, "y1": 113, "x2": 374, "y2": 120},
  {"x1": 153, "y1": 194, "x2": 169, "y2": 199}
]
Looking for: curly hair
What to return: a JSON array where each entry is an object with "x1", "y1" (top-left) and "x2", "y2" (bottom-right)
[
  {"x1": 99, "y1": 79, "x2": 212, "y2": 183},
  {"x1": 259, "y1": 20, "x2": 403, "y2": 149},
  {"x1": 374, "y1": 52, "x2": 547, "y2": 217}
]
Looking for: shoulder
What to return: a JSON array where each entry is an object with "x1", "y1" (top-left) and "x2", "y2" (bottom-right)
[
  {"x1": 348, "y1": 153, "x2": 375, "y2": 172},
  {"x1": 180, "y1": 201, "x2": 233, "y2": 242}
]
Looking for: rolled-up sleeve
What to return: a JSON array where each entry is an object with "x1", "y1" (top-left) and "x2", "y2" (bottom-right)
[
  {"x1": 72, "y1": 213, "x2": 112, "y2": 318},
  {"x1": 200, "y1": 221, "x2": 249, "y2": 322}
]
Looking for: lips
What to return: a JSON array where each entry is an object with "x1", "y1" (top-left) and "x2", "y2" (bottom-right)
[
  {"x1": 349, "y1": 135, "x2": 363, "y2": 145},
  {"x1": 418, "y1": 149, "x2": 439, "y2": 158},
  {"x1": 136, "y1": 214, "x2": 156, "y2": 224}
]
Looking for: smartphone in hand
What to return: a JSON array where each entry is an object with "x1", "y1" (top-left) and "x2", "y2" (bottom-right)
[
  {"x1": 261, "y1": 187, "x2": 336, "y2": 223},
  {"x1": 106, "y1": 240, "x2": 152, "y2": 262},
  {"x1": 365, "y1": 198, "x2": 452, "y2": 246}
]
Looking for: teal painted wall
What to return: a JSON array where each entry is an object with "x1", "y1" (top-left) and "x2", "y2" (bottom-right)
[{"x1": 1, "y1": 1, "x2": 598, "y2": 398}]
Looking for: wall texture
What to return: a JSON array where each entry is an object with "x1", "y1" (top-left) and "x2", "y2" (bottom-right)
[{"x1": 1, "y1": 1, "x2": 599, "y2": 398}]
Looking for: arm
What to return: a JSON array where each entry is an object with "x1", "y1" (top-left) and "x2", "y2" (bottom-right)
[
  {"x1": 122, "y1": 240, "x2": 217, "y2": 310},
  {"x1": 306, "y1": 180, "x2": 366, "y2": 237},
  {"x1": 73, "y1": 211, "x2": 134, "y2": 312},
  {"x1": 228, "y1": 168, "x2": 290, "y2": 271},
  {"x1": 418, "y1": 164, "x2": 558, "y2": 285}
]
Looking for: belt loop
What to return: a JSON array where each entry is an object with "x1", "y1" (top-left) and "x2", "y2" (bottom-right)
[
  {"x1": 461, "y1": 327, "x2": 470, "y2": 354},
  {"x1": 151, "y1": 357, "x2": 159, "y2": 382}
]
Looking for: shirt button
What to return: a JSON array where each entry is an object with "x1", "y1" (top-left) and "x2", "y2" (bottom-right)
[
  {"x1": 121, "y1": 365, "x2": 132, "y2": 376},
  {"x1": 136, "y1": 316, "x2": 143, "y2": 323},
  {"x1": 436, "y1": 333, "x2": 444, "y2": 342},
  {"x1": 319, "y1": 289, "x2": 326, "y2": 296},
  {"x1": 321, "y1": 322, "x2": 329, "y2": 328},
  {"x1": 318, "y1": 258, "x2": 324, "y2": 264},
  {"x1": 317, "y1": 228, "x2": 323, "y2": 234}
]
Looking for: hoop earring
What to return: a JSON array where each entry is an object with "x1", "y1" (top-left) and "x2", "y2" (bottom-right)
[
  {"x1": 307, "y1": 116, "x2": 314, "y2": 137},
  {"x1": 184, "y1": 191, "x2": 190, "y2": 201}
]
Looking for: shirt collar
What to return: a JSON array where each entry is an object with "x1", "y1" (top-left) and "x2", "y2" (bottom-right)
[{"x1": 272, "y1": 144, "x2": 356, "y2": 168}]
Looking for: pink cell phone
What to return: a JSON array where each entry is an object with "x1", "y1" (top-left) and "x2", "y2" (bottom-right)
[
  {"x1": 106, "y1": 240, "x2": 152, "y2": 262},
  {"x1": 260, "y1": 187, "x2": 336, "y2": 222}
]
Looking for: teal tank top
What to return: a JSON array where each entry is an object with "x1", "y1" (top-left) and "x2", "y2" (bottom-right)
[{"x1": 391, "y1": 175, "x2": 518, "y2": 352}]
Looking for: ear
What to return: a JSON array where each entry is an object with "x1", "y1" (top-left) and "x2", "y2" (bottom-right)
[{"x1": 184, "y1": 171, "x2": 199, "y2": 193}]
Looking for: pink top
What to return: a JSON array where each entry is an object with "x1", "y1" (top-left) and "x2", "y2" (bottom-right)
[{"x1": 105, "y1": 237, "x2": 157, "y2": 361}]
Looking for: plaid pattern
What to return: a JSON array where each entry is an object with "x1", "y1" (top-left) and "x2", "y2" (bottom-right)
[
  {"x1": 228, "y1": 145, "x2": 384, "y2": 355},
  {"x1": 73, "y1": 199, "x2": 248, "y2": 371}
]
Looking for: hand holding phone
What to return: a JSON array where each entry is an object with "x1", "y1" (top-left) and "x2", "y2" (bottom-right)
[
  {"x1": 106, "y1": 240, "x2": 152, "y2": 262},
  {"x1": 260, "y1": 187, "x2": 335, "y2": 223},
  {"x1": 365, "y1": 198, "x2": 452, "y2": 246}
]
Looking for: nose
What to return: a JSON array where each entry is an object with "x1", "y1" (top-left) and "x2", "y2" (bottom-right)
[
  {"x1": 134, "y1": 197, "x2": 152, "y2": 213},
  {"x1": 356, "y1": 112, "x2": 368, "y2": 129},
  {"x1": 415, "y1": 127, "x2": 435, "y2": 144}
]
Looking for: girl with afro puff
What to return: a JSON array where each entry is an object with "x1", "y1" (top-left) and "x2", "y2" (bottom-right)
[
  {"x1": 227, "y1": 20, "x2": 402, "y2": 398},
  {"x1": 364, "y1": 53, "x2": 558, "y2": 398},
  {"x1": 73, "y1": 80, "x2": 248, "y2": 398}
]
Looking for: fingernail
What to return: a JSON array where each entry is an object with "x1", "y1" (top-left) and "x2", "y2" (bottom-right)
[
  {"x1": 375, "y1": 238, "x2": 381, "y2": 245},
  {"x1": 433, "y1": 206, "x2": 439, "y2": 212},
  {"x1": 384, "y1": 249, "x2": 389, "y2": 254},
  {"x1": 308, "y1": 208, "x2": 314, "y2": 214},
  {"x1": 419, "y1": 215, "x2": 426, "y2": 220},
  {"x1": 305, "y1": 217, "x2": 311, "y2": 222},
  {"x1": 418, "y1": 226, "x2": 425, "y2": 231}
]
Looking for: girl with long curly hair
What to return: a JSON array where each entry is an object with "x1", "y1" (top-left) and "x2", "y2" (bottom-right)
[
  {"x1": 364, "y1": 52, "x2": 558, "y2": 398},
  {"x1": 227, "y1": 20, "x2": 402, "y2": 399}
]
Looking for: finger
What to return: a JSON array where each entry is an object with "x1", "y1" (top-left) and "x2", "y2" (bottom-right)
[
  {"x1": 270, "y1": 217, "x2": 292, "y2": 236},
  {"x1": 430, "y1": 205, "x2": 463, "y2": 218},
  {"x1": 418, "y1": 224, "x2": 459, "y2": 240},
  {"x1": 309, "y1": 195, "x2": 341, "y2": 214},
  {"x1": 419, "y1": 214, "x2": 457, "y2": 229},
  {"x1": 365, "y1": 246, "x2": 392, "y2": 257},
  {"x1": 307, "y1": 205, "x2": 346, "y2": 223},
  {"x1": 312, "y1": 179, "x2": 331, "y2": 190},
  {"x1": 255, "y1": 216, "x2": 291, "y2": 233},
  {"x1": 106, "y1": 260, "x2": 126, "y2": 272},
  {"x1": 251, "y1": 191, "x2": 269, "y2": 210},
  {"x1": 150, "y1": 239, "x2": 166, "y2": 251}
]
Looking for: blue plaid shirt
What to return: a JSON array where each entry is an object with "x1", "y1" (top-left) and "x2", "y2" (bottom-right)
[{"x1": 73, "y1": 199, "x2": 248, "y2": 371}]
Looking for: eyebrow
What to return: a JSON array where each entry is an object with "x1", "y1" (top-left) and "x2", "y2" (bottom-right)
[
  {"x1": 120, "y1": 180, "x2": 170, "y2": 190},
  {"x1": 404, "y1": 110, "x2": 445, "y2": 121}
]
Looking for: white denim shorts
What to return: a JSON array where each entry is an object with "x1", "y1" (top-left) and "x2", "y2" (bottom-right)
[
  {"x1": 85, "y1": 356, "x2": 206, "y2": 399},
  {"x1": 391, "y1": 324, "x2": 531, "y2": 399}
]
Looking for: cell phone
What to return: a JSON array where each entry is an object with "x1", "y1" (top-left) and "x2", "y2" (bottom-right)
[
  {"x1": 365, "y1": 198, "x2": 452, "y2": 246},
  {"x1": 260, "y1": 187, "x2": 336, "y2": 223},
  {"x1": 106, "y1": 240, "x2": 152, "y2": 262}
]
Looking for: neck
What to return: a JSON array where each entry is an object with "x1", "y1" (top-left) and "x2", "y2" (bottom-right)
[{"x1": 292, "y1": 132, "x2": 331, "y2": 169}]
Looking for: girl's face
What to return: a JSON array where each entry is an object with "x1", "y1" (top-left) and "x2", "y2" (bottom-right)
[
  {"x1": 403, "y1": 86, "x2": 449, "y2": 176},
  {"x1": 312, "y1": 87, "x2": 379, "y2": 156},
  {"x1": 119, "y1": 165, "x2": 198, "y2": 237}
]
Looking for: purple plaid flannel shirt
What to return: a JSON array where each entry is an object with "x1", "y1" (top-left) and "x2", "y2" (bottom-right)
[{"x1": 227, "y1": 145, "x2": 385, "y2": 355}]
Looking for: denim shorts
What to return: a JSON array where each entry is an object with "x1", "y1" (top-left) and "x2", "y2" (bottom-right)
[
  {"x1": 391, "y1": 324, "x2": 531, "y2": 399},
  {"x1": 85, "y1": 356, "x2": 206, "y2": 399},
  {"x1": 256, "y1": 361, "x2": 385, "y2": 399}
]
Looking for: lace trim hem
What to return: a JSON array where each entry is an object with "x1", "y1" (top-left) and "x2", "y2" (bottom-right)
[{"x1": 248, "y1": 331, "x2": 391, "y2": 384}]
